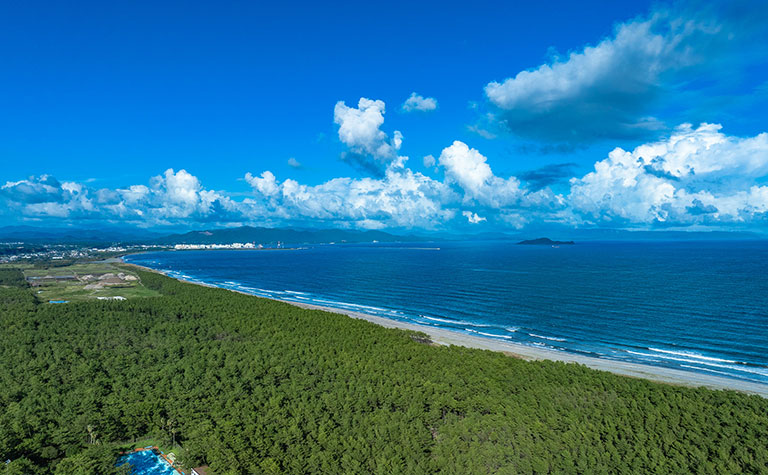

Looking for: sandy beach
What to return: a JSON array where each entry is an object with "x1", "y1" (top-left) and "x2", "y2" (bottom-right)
[
  {"x1": 290, "y1": 301, "x2": 768, "y2": 397},
  {"x1": 123, "y1": 260, "x2": 768, "y2": 398}
]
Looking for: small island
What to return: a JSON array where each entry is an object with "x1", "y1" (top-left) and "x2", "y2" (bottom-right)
[{"x1": 517, "y1": 237, "x2": 575, "y2": 245}]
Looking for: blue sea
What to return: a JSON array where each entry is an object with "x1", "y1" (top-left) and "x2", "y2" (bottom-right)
[{"x1": 125, "y1": 241, "x2": 768, "y2": 386}]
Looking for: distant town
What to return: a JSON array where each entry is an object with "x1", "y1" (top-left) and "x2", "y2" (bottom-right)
[
  {"x1": 173, "y1": 242, "x2": 275, "y2": 250},
  {"x1": 0, "y1": 243, "x2": 163, "y2": 264},
  {"x1": 0, "y1": 241, "x2": 292, "y2": 264}
]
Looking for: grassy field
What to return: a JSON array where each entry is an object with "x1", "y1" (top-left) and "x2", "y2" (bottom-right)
[
  {"x1": 23, "y1": 262, "x2": 127, "y2": 277},
  {"x1": 20, "y1": 261, "x2": 160, "y2": 302},
  {"x1": 0, "y1": 262, "x2": 34, "y2": 270}
]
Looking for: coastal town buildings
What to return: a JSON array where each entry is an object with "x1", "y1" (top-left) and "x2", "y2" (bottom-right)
[{"x1": 173, "y1": 242, "x2": 259, "y2": 250}]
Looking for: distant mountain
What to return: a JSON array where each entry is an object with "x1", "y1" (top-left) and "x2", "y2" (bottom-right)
[
  {"x1": 518, "y1": 237, "x2": 575, "y2": 245},
  {"x1": 2, "y1": 224, "x2": 764, "y2": 245},
  {"x1": 152, "y1": 226, "x2": 426, "y2": 245},
  {"x1": 0, "y1": 225, "x2": 161, "y2": 244}
]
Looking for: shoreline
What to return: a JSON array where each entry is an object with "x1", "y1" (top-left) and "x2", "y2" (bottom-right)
[{"x1": 121, "y1": 258, "x2": 768, "y2": 398}]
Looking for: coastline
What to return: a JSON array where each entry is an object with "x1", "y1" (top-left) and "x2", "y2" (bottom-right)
[{"x1": 121, "y1": 258, "x2": 768, "y2": 398}]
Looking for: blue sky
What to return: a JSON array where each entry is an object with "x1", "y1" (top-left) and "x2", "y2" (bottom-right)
[{"x1": 2, "y1": 0, "x2": 768, "y2": 233}]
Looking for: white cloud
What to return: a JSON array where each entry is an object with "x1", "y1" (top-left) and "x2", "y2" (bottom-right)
[
  {"x1": 1, "y1": 175, "x2": 65, "y2": 204},
  {"x1": 245, "y1": 171, "x2": 279, "y2": 197},
  {"x1": 402, "y1": 92, "x2": 438, "y2": 112},
  {"x1": 462, "y1": 211, "x2": 486, "y2": 224},
  {"x1": 569, "y1": 123, "x2": 768, "y2": 225},
  {"x1": 484, "y1": 10, "x2": 721, "y2": 143},
  {"x1": 7, "y1": 87, "x2": 768, "y2": 233},
  {"x1": 152, "y1": 169, "x2": 201, "y2": 214},
  {"x1": 436, "y1": 141, "x2": 556, "y2": 210},
  {"x1": 334, "y1": 98, "x2": 404, "y2": 174},
  {"x1": 1, "y1": 169, "x2": 238, "y2": 224},
  {"x1": 438, "y1": 141, "x2": 494, "y2": 197},
  {"x1": 634, "y1": 123, "x2": 768, "y2": 179},
  {"x1": 485, "y1": 15, "x2": 694, "y2": 108},
  {"x1": 1, "y1": 175, "x2": 96, "y2": 218},
  {"x1": 243, "y1": 166, "x2": 456, "y2": 229},
  {"x1": 8, "y1": 125, "x2": 767, "y2": 231},
  {"x1": 118, "y1": 185, "x2": 150, "y2": 205},
  {"x1": 5, "y1": 138, "x2": 553, "y2": 229},
  {"x1": 287, "y1": 157, "x2": 302, "y2": 168},
  {"x1": 238, "y1": 139, "x2": 566, "y2": 230}
]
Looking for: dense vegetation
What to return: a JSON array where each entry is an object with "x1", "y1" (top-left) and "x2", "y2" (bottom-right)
[
  {"x1": 1, "y1": 268, "x2": 767, "y2": 474},
  {"x1": 0, "y1": 268, "x2": 27, "y2": 287}
]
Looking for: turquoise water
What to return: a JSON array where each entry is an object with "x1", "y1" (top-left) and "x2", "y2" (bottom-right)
[
  {"x1": 126, "y1": 240, "x2": 768, "y2": 386},
  {"x1": 116, "y1": 450, "x2": 177, "y2": 475}
]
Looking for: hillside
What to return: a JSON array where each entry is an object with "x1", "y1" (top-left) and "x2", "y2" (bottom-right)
[
  {"x1": 517, "y1": 237, "x2": 575, "y2": 245},
  {"x1": 152, "y1": 226, "x2": 425, "y2": 245},
  {"x1": 0, "y1": 226, "x2": 160, "y2": 244}
]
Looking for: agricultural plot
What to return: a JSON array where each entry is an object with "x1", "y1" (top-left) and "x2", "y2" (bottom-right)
[{"x1": 22, "y1": 262, "x2": 160, "y2": 302}]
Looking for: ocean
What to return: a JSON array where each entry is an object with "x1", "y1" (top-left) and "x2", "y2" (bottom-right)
[{"x1": 125, "y1": 240, "x2": 768, "y2": 386}]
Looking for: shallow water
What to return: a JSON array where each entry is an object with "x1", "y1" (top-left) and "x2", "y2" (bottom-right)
[
  {"x1": 126, "y1": 240, "x2": 768, "y2": 385},
  {"x1": 116, "y1": 450, "x2": 177, "y2": 475}
]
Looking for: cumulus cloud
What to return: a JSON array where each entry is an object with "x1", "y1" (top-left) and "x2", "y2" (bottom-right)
[
  {"x1": 236, "y1": 139, "x2": 566, "y2": 231},
  {"x1": 569, "y1": 123, "x2": 768, "y2": 225},
  {"x1": 6, "y1": 124, "x2": 768, "y2": 231},
  {"x1": 334, "y1": 98, "x2": 404, "y2": 175},
  {"x1": 244, "y1": 166, "x2": 455, "y2": 229},
  {"x1": 6, "y1": 89, "x2": 768, "y2": 234},
  {"x1": 1, "y1": 175, "x2": 97, "y2": 219},
  {"x1": 1, "y1": 175, "x2": 66, "y2": 204},
  {"x1": 485, "y1": 8, "x2": 723, "y2": 144},
  {"x1": 462, "y1": 211, "x2": 486, "y2": 224},
  {"x1": 402, "y1": 93, "x2": 438, "y2": 112},
  {"x1": 245, "y1": 171, "x2": 279, "y2": 197},
  {"x1": 439, "y1": 141, "x2": 493, "y2": 197},
  {"x1": 0, "y1": 95, "x2": 566, "y2": 231},
  {"x1": 287, "y1": 157, "x2": 302, "y2": 168},
  {"x1": 436, "y1": 141, "x2": 563, "y2": 211},
  {"x1": 1, "y1": 169, "x2": 239, "y2": 225},
  {"x1": 128, "y1": 169, "x2": 241, "y2": 223}
]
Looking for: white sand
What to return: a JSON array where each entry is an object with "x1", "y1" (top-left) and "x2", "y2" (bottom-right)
[{"x1": 289, "y1": 301, "x2": 768, "y2": 398}]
